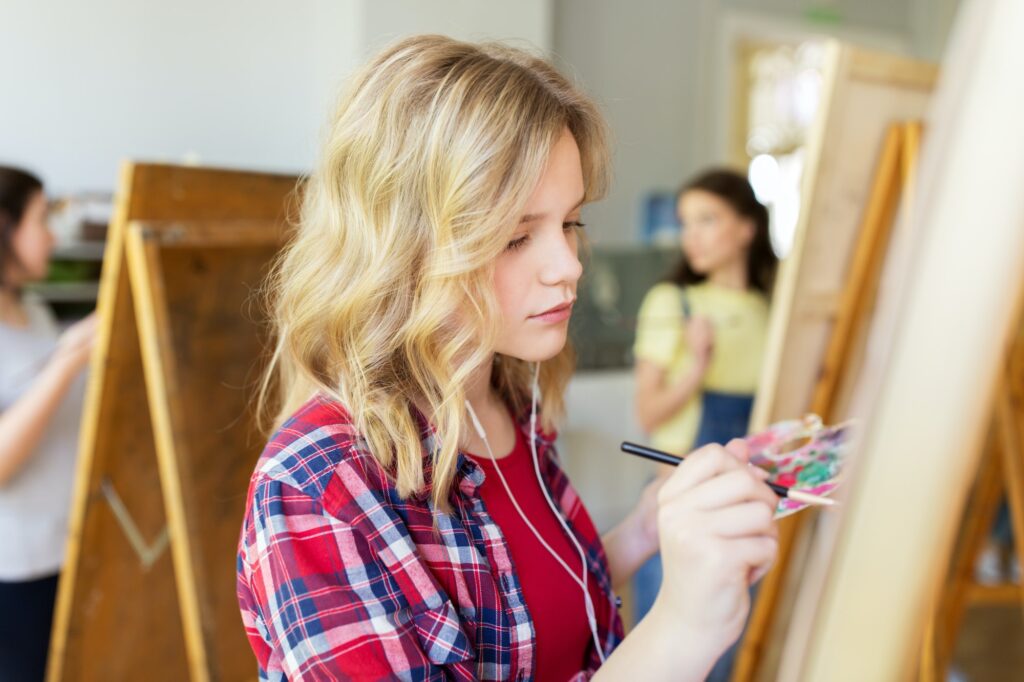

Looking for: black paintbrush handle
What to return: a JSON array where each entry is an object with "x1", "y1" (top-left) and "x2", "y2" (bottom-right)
[{"x1": 620, "y1": 441, "x2": 791, "y2": 499}]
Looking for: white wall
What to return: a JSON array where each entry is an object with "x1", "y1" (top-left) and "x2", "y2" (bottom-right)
[
  {"x1": 553, "y1": 0, "x2": 706, "y2": 247},
  {"x1": 560, "y1": 370, "x2": 651, "y2": 533},
  {"x1": 362, "y1": 0, "x2": 552, "y2": 56},
  {"x1": 553, "y1": 0, "x2": 958, "y2": 246},
  {"x1": 1, "y1": 0, "x2": 954, "y2": 231},
  {"x1": 909, "y1": 0, "x2": 962, "y2": 61},
  {"x1": 0, "y1": 0, "x2": 551, "y2": 195},
  {"x1": 0, "y1": 1, "x2": 358, "y2": 193}
]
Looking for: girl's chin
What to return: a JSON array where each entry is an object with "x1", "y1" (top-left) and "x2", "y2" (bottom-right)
[
  {"x1": 497, "y1": 331, "x2": 568, "y2": 363},
  {"x1": 686, "y1": 258, "x2": 711, "y2": 275}
]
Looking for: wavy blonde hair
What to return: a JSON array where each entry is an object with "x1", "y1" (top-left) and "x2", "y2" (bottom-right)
[{"x1": 261, "y1": 35, "x2": 610, "y2": 510}]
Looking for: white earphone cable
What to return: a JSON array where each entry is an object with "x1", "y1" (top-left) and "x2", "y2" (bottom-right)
[{"x1": 464, "y1": 362, "x2": 607, "y2": 664}]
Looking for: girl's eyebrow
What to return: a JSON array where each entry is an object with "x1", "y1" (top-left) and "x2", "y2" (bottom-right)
[{"x1": 520, "y1": 195, "x2": 586, "y2": 224}]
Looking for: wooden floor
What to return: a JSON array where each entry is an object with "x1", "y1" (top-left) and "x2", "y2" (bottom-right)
[{"x1": 952, "y1": 605, "x2": 1024, "y2": 681}]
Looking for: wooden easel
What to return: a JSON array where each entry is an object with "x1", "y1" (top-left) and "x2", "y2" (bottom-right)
[
  {"x1": 734, "y1": 41, "x2": 938, "y2": 681},
  {"x1": 924, "y1": 322, "x2": 1024, "y2": 677},
  {"x1": 48, "y1": 163, "x2": 298, "y2": 681}
]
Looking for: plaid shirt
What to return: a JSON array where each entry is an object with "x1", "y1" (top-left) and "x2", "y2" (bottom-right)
[{"x1": 237, "y1": 394, "x2": 624, "y2": 681}]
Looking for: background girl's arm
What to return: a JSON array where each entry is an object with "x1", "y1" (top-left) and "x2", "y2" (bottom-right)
[
  {"x1": 633, "y1": 359, "x2": 706, "y2": 433},
  {"x1": 0, "y1": 313, "x2": 95, "y2": 487},
  {"x1": 633, "y1": 284, "x2": 714, "y2": 434}
]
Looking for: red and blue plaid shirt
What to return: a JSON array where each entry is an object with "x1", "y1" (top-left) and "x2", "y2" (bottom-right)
[{"x1": 237, "y1": 394, "x2": 624, "y2": 680}]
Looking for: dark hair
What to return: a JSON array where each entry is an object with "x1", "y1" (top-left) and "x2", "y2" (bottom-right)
[
  {"x1": 666, "y1": 168, "x2": 777, "y2": 296},
  {"x1": 0, "y1": 166, "x2": 44, "y2": 290}
]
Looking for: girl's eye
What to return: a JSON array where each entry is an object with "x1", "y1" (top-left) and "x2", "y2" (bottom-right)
[
  {"x1": 507, "y1": 222, "x2": 585, "y2": 251},
  {"x1": 506, "y1": 234, "x2": 529, "y2": 251}
]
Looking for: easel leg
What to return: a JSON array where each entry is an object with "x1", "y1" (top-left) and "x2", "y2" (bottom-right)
[
  {"x1": 932, "y1": 429, "x2": 1007, "y2": 674},
  {"x1": 996, "y1": 383, "x2": 1024, "y2": 622}
]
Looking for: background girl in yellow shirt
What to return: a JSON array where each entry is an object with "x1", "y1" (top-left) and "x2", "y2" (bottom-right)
[{"x1": 632, "y1": 168, "x2": 778, "y2": 682}]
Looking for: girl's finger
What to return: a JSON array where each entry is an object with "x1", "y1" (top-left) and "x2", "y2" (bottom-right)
[
  {"x1": 659, "y1": 445, "x2": 746, "y2": 499},
  {"x1": 705, "y1": 501, "x2": 778, "y2": 539},
  {"x1": 723, "y1": 438, "x2": 751, "y2": 464},
  {"x1": 726, "y1": 536, "x2": 779, "y2": 575},
  {"x1": 682, "y1": 468, "x2": 779, "y2": 511}
]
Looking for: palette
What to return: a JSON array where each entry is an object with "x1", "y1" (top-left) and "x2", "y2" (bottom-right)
[{"x1": 745, "y1": 415, "x2": 851, "y2": 518}]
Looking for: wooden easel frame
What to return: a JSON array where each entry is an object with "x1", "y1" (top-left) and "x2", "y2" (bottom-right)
[
  {"x1": 125, "y1": 219, "x2": 285, "y2": 678},
  {"x1": 734, "y1": 121, "x2": 920, "y2": 682},
  {"x1": 49, "y1": 163, "x2": 296, "y2": 681}
]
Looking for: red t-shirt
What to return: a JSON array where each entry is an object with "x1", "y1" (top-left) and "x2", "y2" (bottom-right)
[{"x1": 467, "y1": 424, "x2": 605, "y2": 681}]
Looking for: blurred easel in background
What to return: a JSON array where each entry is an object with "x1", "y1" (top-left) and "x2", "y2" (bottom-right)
[{"x1": 48, "y1": 164, "x2": 297, "y2": 681}]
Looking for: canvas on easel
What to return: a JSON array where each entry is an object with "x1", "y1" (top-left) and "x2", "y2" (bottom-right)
[{"x1": 48, "y1": 163, "x2": 298, "y2": 681}]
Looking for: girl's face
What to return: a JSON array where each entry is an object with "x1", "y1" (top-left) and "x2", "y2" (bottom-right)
[
  {"x1": 8, "y1": 191, "x2": 53, "y2": 285},
  {"x1": 493, "y1": 128, "x2": 585, "y2": 362},
  {"x1": 678, "y1": 189, "x2": 754, "y2": 276}
]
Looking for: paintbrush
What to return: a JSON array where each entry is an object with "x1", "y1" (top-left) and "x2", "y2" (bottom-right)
[{"x1": 620, "y1": 441, "x2": 837, "y2": 508}]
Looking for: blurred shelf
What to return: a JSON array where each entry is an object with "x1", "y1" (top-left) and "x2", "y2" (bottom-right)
[
  {"x1": 51, "y1": 241, "x2": 106, "y2": 261},
  {"x1": 25, "y1": 281, "x2": 100, "y2": 302}
]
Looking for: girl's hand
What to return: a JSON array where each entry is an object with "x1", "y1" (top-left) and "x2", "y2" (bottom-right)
[
  {"x1": 649, "y1": 438, "x2": 778, "y2": 655},
  {"x1": 685, "y1": 316, "x2": 714, "y2": 371},
  {"x1": 52, "y1": 312, "x2": 98, "y2": 373}
]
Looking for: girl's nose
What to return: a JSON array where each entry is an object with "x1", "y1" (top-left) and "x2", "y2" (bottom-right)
[{"x1": 540, "y1": 228, "x2": 583, "y2": 287}]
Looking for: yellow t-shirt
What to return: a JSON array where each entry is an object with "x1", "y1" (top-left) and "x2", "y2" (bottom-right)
[{"x1": 633, "y1": 281, "x2": 770, "y2": 454}]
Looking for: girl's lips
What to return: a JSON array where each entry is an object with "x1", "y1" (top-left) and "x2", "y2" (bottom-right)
[{"x1": 530, "y1": 301, "x2": 574, "y2": 323}]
